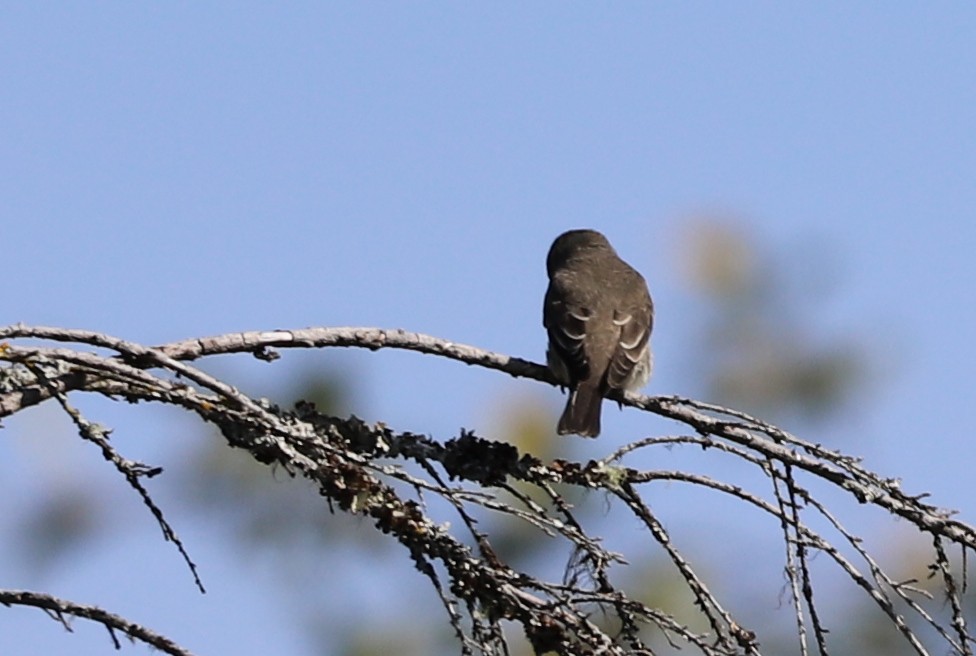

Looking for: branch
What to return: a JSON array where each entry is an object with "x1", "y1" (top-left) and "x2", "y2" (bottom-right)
[
  {"x1": 1, "y1": 324, "x2": 974, "y2": 655},
  {"x1": 0, "y1": 589, "x2": 194, "y2": 656}
]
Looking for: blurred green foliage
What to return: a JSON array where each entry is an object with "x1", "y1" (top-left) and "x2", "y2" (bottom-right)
[{"x1": 677, "y1": 218, "x2": 872, "y2": 427}]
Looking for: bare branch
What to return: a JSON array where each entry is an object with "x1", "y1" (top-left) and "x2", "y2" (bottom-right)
[
  {"x1": 0, "y1": 589, "x2": 194, "y2": 656},
  {"x1": 1, "y1": 324, "x2": 974, "y2": 654}
]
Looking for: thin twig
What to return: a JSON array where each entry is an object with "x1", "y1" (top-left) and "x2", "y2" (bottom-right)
[{"x1": 0, "y1": 589, "x2": 194, "y2": 656}]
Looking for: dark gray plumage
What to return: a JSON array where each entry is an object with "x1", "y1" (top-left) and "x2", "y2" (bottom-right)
[{"x1": 544, "y1": 229, "x2": 653, "y2": 437}]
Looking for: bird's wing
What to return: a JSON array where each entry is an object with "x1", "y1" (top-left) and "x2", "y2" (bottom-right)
[
  {"x1": 544, "y1": 283, "x2": 592, "y2": 382},
  {"x1": 606, "y1": 302, "x2": 652, "y2": 390}
]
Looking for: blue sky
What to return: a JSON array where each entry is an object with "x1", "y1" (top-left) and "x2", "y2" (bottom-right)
[{"x1": 2, "y1": 4, "x2": 975, "y2": 654}]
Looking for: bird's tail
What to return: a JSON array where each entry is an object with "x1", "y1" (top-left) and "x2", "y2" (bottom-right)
[{"x1": 557, "y1": 382, "x2": 603, "y2": 437}]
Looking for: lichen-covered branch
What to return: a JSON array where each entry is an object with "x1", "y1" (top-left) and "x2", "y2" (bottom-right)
[{"x1": 0, "y1": 324, "x2": 973, "y2": 655}]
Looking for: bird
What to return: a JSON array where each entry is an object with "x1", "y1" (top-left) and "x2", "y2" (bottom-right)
[{"x1": 543, "y1": 229, "x2": 653, "y2": 437}]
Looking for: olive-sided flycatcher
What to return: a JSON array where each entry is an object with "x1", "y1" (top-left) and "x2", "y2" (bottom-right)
[{"x1": 544, "y1": 229, "x2": 653, "y2": 437}]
